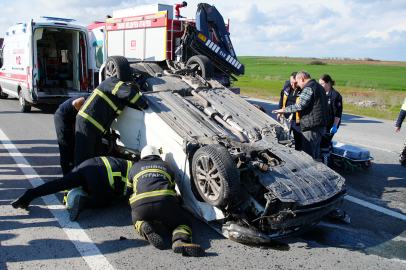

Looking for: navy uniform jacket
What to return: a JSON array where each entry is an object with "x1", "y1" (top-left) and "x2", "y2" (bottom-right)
[
  {"x1": 94, "y1": 156, "x2": 133, "y2": 197},
  {"x1": 326, "y1": 87, "x2": 343, "y2": 130},
  {"x1": 77, "y1": 77, "x2": 148, "y2": 135}
]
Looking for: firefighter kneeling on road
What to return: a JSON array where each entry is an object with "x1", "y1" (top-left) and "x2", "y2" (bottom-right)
[
  {"x1": 11, "y1": 157, "x2": 133, "y2": 222},
  {"x1": 129, "y1": 145, "x2": 205, "y2": 257}
]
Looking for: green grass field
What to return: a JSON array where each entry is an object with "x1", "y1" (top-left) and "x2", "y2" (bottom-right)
[{"x1": 233, "y1": 57, "x2": 406, "y2": 121}]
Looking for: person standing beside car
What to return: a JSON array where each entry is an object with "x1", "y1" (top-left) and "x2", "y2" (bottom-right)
[
  {"x1": 395, "y1": 97, "x2": 406, "y2": 167},
  {"x1": 74, "y1": 77, "x2": 148, "y2": 167},
  {"x1": 54, "y1": 93, "x2": 90, "y2": 176},
  {"x1": 277, "y1": 72, "x2": 302, "y2": 150},
  {"x1": 272, "y1": 71, "x2": 329, "y2": 159},
  {"x1": 319, "y1": 74, "x2": 343, "y2": 168}
]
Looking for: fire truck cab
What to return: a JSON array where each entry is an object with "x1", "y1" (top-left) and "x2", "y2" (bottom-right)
[{"x1": 0, "y1": 17, "x2": 92, "y2": 112}]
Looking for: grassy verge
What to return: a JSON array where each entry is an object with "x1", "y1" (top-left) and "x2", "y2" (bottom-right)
[{"x1": 234, "y1": 57, "x2": 406, "y2": 121}]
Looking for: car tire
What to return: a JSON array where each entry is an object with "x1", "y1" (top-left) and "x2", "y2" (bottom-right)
[
  {"x1": 186, "y1": 55, "x2": 214, "y2": 79},
  {"x1": 0, "y1": 86, "x2": 8, "y2": 99},
  {"x1": 19, "y1": 90, "x2": 31, "y2": 112},
  {"x1": 104, "y1": 56, "x2": 133, "y2": 82},
  {"x1": 192, "y1": 144, "x2": 240, "y2": 208}
]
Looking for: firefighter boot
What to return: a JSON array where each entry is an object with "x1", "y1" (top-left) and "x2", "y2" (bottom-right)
[
  {"x1": 172, "y1": 240, "x2": 205, "y2": 257},
  {"x1": 11, "y1": 189, "x2": 36, "y2": 209},
  {"x1": 69, "y1": 195, "x2": 88, "y2": 221},
  {"x1": 136, "y1": 221, "x2": 165, "y2": 250}
]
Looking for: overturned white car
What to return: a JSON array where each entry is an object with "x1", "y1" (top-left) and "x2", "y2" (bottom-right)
[{"x1": 101, "y1": 56, "x2": 346, "y2": 244}]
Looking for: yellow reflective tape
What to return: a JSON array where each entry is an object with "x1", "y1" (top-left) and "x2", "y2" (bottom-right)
[
  {"x1": 94, "y1": 89, "x2": 118, "y2": 111},
  {"x1": 130, "y1": 93, "x2": 140, "y2": 104},
  {"x1": 78, "y1": 111, "x2": 105, "y2": 133},
  {"x1": 172, "y1": 229, "x2": 189, "y2": 235},
  {"x1": 80, "y1": 90, "x2": 98, "y2": 112},
  {"x1": 117, "y1": 110, "x2": 122, "y2": 115},
  {"x1": 176, "y1": 225, "x2": 192, "y2": 234},
  {"x1": 112, "y1": 81, "x2": 124, "y2": 95},
  {"x1": 101, "y1": 157, "x2": 115, "y2": 190},
  {"x1": 133, "y1": 169, "x2": 172, "y2": 183},
  {"x1": 129, "y1": 190, "x2": 175, "y2": 204}
]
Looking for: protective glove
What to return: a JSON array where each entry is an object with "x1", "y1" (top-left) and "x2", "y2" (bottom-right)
[{"x1": 330, "y1": 125, "x2": 338, "y2": 134}]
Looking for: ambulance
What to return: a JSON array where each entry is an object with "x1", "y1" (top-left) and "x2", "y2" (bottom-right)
[{"x1": 0, "y1": 17, "x2": 94, "y2": 112}]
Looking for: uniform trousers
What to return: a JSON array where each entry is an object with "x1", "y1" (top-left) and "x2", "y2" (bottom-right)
[
  {"x1": 74, "y1": 119, "x2": 103, "y2": 167},
  {"x1": 33, "y1": 158, "x2": 113, "y2": 209},
  {"x1": 131, "y1": 200, "x2": 192, "y2": 243}
]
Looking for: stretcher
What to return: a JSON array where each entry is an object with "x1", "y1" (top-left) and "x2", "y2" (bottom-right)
[{"x1": 331, "y1": 141, "x2": 374, "y2": 175}]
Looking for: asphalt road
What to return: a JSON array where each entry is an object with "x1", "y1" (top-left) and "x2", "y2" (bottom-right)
[{"x1": 0, "y1": 96, "x2": 405, "y2": 270}]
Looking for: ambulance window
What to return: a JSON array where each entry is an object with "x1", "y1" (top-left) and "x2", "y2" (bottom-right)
[
  {"x1": 60, "y1": 50, "x2": 69, "y2": 63},
  {"x1": 95, "y1": 45, "x2": 103, "y2": 68}
]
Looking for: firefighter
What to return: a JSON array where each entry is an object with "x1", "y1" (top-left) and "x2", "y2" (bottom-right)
[
  {"x1": 11, "y1": 156, "x2": 133, "y2": 222},
  {"x1": 277, "y1": 72, "x2": 302, "y2": 150},
  {"x1": 129, "y1": 145, "x2": 205, "y2": 257},
  {"x1": 74, "y1": 77, "x2": 148, "y2": 167},
  {"x1": 54, "y1": 93, "x2": 90, "y2": 176}
]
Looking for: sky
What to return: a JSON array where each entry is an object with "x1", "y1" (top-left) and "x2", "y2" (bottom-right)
[{"x1": 0, "y1": 0, "x2": 405, "y2": 61}]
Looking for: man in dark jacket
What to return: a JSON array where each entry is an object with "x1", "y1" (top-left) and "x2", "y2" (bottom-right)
[
  {"x1": 277, "y1": 71, "x2": 302, "y2": 150},
  {"x1": 54, "y1": 93, "x2": 90, "y2": 176},
  {"x1": 395, "y1": 97, "x2": 406, "y2": 167},
  {"x1": 272, "y1": 71, "x2": 329, "y2": 159},
  {"x1": 74, "y1": 77, "x2": 148, "y2": 167},
  {"x1": 11, "y1": 156, "x2": 133, "y2": 221},
  {"x1": 129, "y1": 145, "x2": 205, "y2": 257}
]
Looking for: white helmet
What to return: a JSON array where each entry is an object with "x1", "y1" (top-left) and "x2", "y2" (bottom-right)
[
  {"x1": 141, "y1": 145, "x2": 161, "y2": 159},
  {"x1": 65, "y1": 187, "x2": 88, "y2": 209}
]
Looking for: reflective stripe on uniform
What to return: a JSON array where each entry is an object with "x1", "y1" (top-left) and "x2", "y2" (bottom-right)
[
  {"x1": 94, "y1": 89, "x2": 122, "y2": 114},
  {"x1": 129, "y1": 189, "x2": 175, "y2": 204},
  {"x1": 130, "y1": 93, "x2": 140, "y2": 104},
  {"x1": 173, "y1": 225, "x2": 192, "y2": 241},
  {"x1": 112, "y1": 81, "x2": 124, "y2": 95},
  {"x1": 126, "y1": 161, "x2": 133, "y2": 188},
  {"x1": 101, "y1": 157, "x2": 115, "y2": 190},
  {"x1": 78, "y1": 111, "x2": 105, "y2": 133}
]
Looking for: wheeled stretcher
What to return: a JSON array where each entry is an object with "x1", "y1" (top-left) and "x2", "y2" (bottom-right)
[{"x1": 331, "y1": 141, "x2": 374, "y2": 175}]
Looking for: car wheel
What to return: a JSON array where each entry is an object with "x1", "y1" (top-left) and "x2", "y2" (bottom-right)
[
  {"x1": 104, "y1": 56, "x2": 133, "y2": 82},
  {"x1": 186, "y1": 55, "x2": 214, "y2": 79},
  {"x1": 360, "y1": 160, "x2": 372, "y2": 171},
  {"x1": 192, "y1": 144, "x2": 240, "y2": 208},
  {"x1": 19, "y1": 90, "x2": 31, "y2": 112},
  {"x1": 0, "y1": 86, "x2": 8, "y2": 99}
]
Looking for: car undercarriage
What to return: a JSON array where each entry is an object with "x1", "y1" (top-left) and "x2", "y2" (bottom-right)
[{"x1": 102, "y1": 55, "x2": 347, "y2": 244}]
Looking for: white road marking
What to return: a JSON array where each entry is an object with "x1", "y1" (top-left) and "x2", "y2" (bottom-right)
[
  {"x1": 0, "y1": 129, "x2": 114, "y2": 270},
  {"x1": 345, "y1": 195, "x2": 406, "y2": 221}
]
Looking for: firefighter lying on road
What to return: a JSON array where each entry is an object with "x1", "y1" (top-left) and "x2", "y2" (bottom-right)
[
  {"x1": 129, "y1": 145, "x2": 205, "y2": 257},
  {"x1": 11, "y1": 156, "x2": 133, "y2": 222}
]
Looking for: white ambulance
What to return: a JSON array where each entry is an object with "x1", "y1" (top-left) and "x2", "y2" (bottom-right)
[{"x1": 0, "y1": 17, "x2": 94, "y2": 112}]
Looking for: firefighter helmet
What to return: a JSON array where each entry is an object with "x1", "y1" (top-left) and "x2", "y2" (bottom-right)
[
  {"x1": 66, "y1": 188, "x2": 88, "y2": 209},
  {"x1": 141, "y1": 145, "x2": 161, "y2": 159},
  {"x1": 182, "y1": 1, "x2": 187, "y2": 7}
]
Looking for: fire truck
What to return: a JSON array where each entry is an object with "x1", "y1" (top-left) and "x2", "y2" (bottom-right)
[{"x1": 87, "y1": 3, "x2": 243, "y2": 93}]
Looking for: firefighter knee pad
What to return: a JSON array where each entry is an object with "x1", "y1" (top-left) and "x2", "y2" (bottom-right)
[{"x1": 172, "y1": 225, "x2": 192, "y2": 243}]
